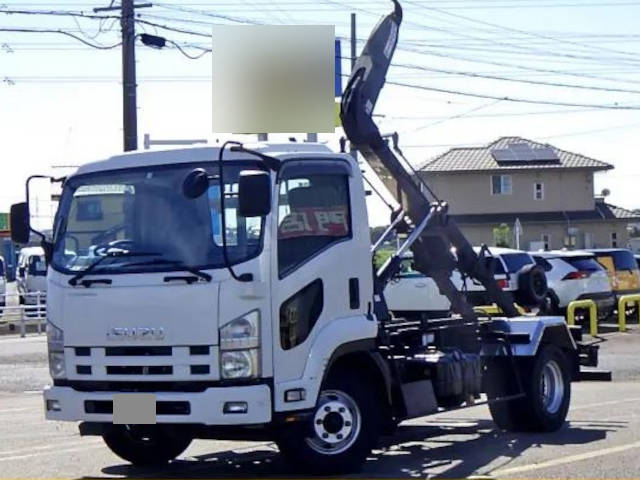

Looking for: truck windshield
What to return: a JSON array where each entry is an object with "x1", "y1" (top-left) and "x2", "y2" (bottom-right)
[{"x1": 51, "y1": 162, "x2": 266, "y2": 275}]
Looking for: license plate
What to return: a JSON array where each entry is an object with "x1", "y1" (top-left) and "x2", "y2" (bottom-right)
[{"x1": 113, "y1": 394, "x2": 156, "y2": 425}]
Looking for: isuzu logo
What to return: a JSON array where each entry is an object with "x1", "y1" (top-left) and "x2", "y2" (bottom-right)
[{"x1": 107, "y1": 327, "x2": 165, "y2": 341}]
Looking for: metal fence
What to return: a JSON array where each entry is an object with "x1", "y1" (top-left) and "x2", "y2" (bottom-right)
[{"x1": 0, "y1": 291, "x2": 47, "y2": 337}]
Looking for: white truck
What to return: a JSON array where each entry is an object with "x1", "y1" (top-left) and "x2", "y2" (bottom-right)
[
  {"x1": 16, "y1": 246, "x2": 47, "y2": 318},
  {"x1": 9, "y1": 1, "x2": 603, "y2": 473}
]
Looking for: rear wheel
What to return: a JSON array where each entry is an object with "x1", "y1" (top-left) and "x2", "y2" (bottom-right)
[
  {"x1": 276, "y1": 371, "x2": 380, "y2": 473},
  {"x1": 488, "y1": 345, "x2": 571, "y2": 432},
  {"x1": 102, "y1": 425, "x2": 192, "y2": 466}
]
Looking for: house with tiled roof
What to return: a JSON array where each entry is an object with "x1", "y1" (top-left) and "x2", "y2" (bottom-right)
[{"x1": 418, "y1": 137, "x2": 639, "y2": 250}]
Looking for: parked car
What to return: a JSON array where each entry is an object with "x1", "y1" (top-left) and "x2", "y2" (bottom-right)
[
  {"x1": 16, "y1": 246, "x2": 47, "y2": 314},
  {"x1": 385, "y1": 247, "x2": 547, "y2": 318},
  {"x1": 588, "y1": 249, "x2": 640, "y2": 306},
  {"x1": 0, "y1": 255, "x2": 5, "y2": 314},
  {"x1": 531, "y1": 250, "x2": 614, "y2": 320}
]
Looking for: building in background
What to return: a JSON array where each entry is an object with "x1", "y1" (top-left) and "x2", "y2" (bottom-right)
[{"x1": 418, "y1": 137, "x2": 639, "y2": 250}]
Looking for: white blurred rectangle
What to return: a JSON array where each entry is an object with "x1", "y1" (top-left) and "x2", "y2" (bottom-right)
[{"x1": 212, "y1": 25, "x2": 335, "y2": 134}]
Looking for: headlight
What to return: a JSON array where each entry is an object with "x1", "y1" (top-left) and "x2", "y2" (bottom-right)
[
  {"x1": 219, "y1": 311, "x2": 260, "y2": 379},
  {"x1": 220, "y1": 310, "x2": 259, "y2": 350},
  {"x1": 47, "y1": 322, "x2": 66, "y2": 379},
  {"x1": 48, "y1": 351, "x2": 66, "y2": 379},
  {"x1": 220, "y1": 350, "x2": 259, "y2": 379}
]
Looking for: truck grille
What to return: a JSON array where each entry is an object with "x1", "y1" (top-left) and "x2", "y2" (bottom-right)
[{"x1": 66, "y1": 345, "x2": 217, "y2": 381}]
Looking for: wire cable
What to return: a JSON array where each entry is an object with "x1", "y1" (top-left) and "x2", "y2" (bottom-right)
[{"x1": 0, "y1": 27, "x2": 121, "y2": 49}]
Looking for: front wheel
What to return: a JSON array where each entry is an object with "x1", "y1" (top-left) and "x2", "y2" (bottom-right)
[
  {"x1": 276, "y1": 372, "x2": 380, "y2": 473},
  {"x1": 488, "y1": 345, "x2": 571, "y2": 432},
  {"x1": 102, "y1": 425, "x2": 192, "y2": 466}
]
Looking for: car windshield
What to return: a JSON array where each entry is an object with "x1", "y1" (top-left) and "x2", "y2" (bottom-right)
[
  {"x1": 565, "y1": 256, "x2": 604, "y2": 272},
  {"x1": 608, "y1": 251, "x2": 637, "y2": 270},
  {"x1": 52, "y1": 161, "x2": 266, "y2": 274},
  {"x1": 500, "y1": 253, "x2": 534, "y2": 273}
]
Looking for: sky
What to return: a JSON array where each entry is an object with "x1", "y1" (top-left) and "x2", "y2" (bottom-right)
[{"x1": 1, "y1": 0, "x2": 640, "y2": 227}]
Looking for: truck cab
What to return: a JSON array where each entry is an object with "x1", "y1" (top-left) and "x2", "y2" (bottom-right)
[{"x1": 39, "y1": 143, "x2": 380, "y2": 469}]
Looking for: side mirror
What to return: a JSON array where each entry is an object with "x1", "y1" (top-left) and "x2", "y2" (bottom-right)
[
  {"x1": 238, "y1": 170, "x2": 271, "y2": 217},
  {"x1": 10, "y1": 203, "x2": 30, "y2": 244},
  {"x1": 18, "y1": 267, "x2": 25, "y2": 278},
  {"x1": 182, "y1": 168, "x2": 210, "y2": 199}
]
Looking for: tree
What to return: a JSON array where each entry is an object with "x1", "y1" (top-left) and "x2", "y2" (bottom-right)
[{"x1": 493, "y1": 223, "x2": 512, "y2": 247}]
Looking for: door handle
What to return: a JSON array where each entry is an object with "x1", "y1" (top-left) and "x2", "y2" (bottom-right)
[{"x1": 415, "y1": 282, "x2": 426, "y2": 288}]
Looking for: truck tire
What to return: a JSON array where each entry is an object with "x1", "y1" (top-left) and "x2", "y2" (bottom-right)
[
  {"x1": 488, "y1": 345, "x2": 571, "y2": 432},
  {"x1": 517, "y1": 264, "x2": 548, "y2": 306},
  {"x1": 276, "y1": 371, "x2": 380, "y2": 473},
  {"x1": 102, "y1": 425, "x2": 192, "y2": 466}
]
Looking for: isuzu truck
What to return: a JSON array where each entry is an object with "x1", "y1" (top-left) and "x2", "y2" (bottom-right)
[{"x1": 10, "y1": 1, "x2": 601, "y2": 473}]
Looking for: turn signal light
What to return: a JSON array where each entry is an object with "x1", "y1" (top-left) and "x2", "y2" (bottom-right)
[{"x1": 496, "y1": 279, "x2": 509, "y2": 289}]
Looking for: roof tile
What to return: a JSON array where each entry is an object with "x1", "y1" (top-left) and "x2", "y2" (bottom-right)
[{"x1": 420, "y1": 136, "x2": 613, "y2": 172}]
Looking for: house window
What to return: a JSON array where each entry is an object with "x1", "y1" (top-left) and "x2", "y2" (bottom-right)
[
  {"x1": 542, "y1": 233, "x2": 551, "y2": 250},
  {"x1": 534, "y1": 182, "x2": 544, "y2": 200},
  {"x1": 491, "y1": 175, "x2": 512, "y2": 195},
  {"x1": 611, "y1": 232, "x2": 618, "y2": 248}
]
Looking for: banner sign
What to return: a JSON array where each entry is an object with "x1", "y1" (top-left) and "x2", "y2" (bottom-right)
[{"x1": 279, "y1": 207, "x2": 349, "y2": 238}]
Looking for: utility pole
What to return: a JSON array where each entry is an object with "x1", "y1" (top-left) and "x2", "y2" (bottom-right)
[
  {"x1": 350, "y1": 13, "x2": 357, "y2": 161},
  {"x1": 95, "y1": 1, "x2": 152, "y2": 152}
]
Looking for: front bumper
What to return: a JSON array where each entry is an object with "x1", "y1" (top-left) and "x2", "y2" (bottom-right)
[{"x1": 44, "y1": 384, "x2": 272, "y2": 425}]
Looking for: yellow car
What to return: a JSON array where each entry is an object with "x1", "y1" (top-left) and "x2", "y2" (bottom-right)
[{"x1": 589, "y1": 249, "x2": 640, "y2": 302}]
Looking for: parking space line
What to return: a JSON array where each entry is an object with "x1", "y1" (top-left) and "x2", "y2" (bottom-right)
[
  {"x1": 0, "y1": 443, "x2": 105, "y2": 462},
  {"x1": 0, "y1": 408, "x2": 32, "y2": 414},
  {"x1": 571, "y1": 397, "x2": 640, "y2": 410},
  {"x1": 0, "y1": 439, "x2": 100, "y2": 457},
  {"x1": 491, "y1": 440, "x2": 640, "y2": 476}
]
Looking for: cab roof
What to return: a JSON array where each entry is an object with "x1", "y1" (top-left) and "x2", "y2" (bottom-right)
[{"x1": 71, "y1": 143, "x2": 349, "y2": 178}]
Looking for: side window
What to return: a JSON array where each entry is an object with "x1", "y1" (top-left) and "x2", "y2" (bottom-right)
[
  {"x1": 534, "y1": 256, "x2": 552, "y2": 272},
  {"x1": 280, "y1": 279, "x2": 323, "y2": 350},
  {"x1": 277, "y1": 174, "x2": 351, "y2": 276}
]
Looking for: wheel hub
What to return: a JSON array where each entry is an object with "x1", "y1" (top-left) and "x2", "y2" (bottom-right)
[
  {"x1": 541, "y1": 359, "x2": 565, "y2": 414},
  {"x1": 306, "y1": 390, "x2": 362, "y2": 454}
]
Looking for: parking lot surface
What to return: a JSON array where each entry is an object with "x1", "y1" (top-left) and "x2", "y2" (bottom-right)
[{"x1": 1, "y1": 328, "x2": 640, "y2": 479}]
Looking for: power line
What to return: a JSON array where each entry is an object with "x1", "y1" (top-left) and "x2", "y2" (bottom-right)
[
  {"x1": 0, "y1": 27, "x2": 121, "y2": 49},
  {"x1": 405, "y1": 99, "x2": 503, "y2": 133},
  {"x1": 385, "y1": 79, "x2": 640, "y2": 110},
  {"x1": 391, "y1": 61, "x2": 640, "y2": 95},
  {"x1": 166, "y1": 39, "x2": 210, "y2": 59},
  {"x1": 405, "y1": 0, "x2": 640, "y2": 59}
]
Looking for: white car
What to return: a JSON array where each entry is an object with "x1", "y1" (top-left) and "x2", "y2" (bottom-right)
[
  {"x1": 16, "y1": 246, "x2": 47, "y2": 312},
  {"x1": 385, "y1": 247, "x2": 546, "y2": 318},
  {"x1": 531, "y1": 250, "x2": 615, "y2": 320}
]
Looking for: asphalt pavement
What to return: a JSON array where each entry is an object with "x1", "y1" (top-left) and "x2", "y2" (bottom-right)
[{"x1": 1, "y1": 327, "x2": 640, "y2": 478}]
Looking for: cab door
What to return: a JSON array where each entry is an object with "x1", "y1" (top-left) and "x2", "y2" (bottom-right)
[{"x1": 270, "y1": 160, "x2": 372, "y2": 406}]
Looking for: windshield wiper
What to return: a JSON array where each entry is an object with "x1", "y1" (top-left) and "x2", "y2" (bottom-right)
[
  {"x1": 122, "y1": 258, "x2": 212, "y2": 282},
  {"x1": 68, "y1": 250, "x2": 160, "y2": 286}
]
